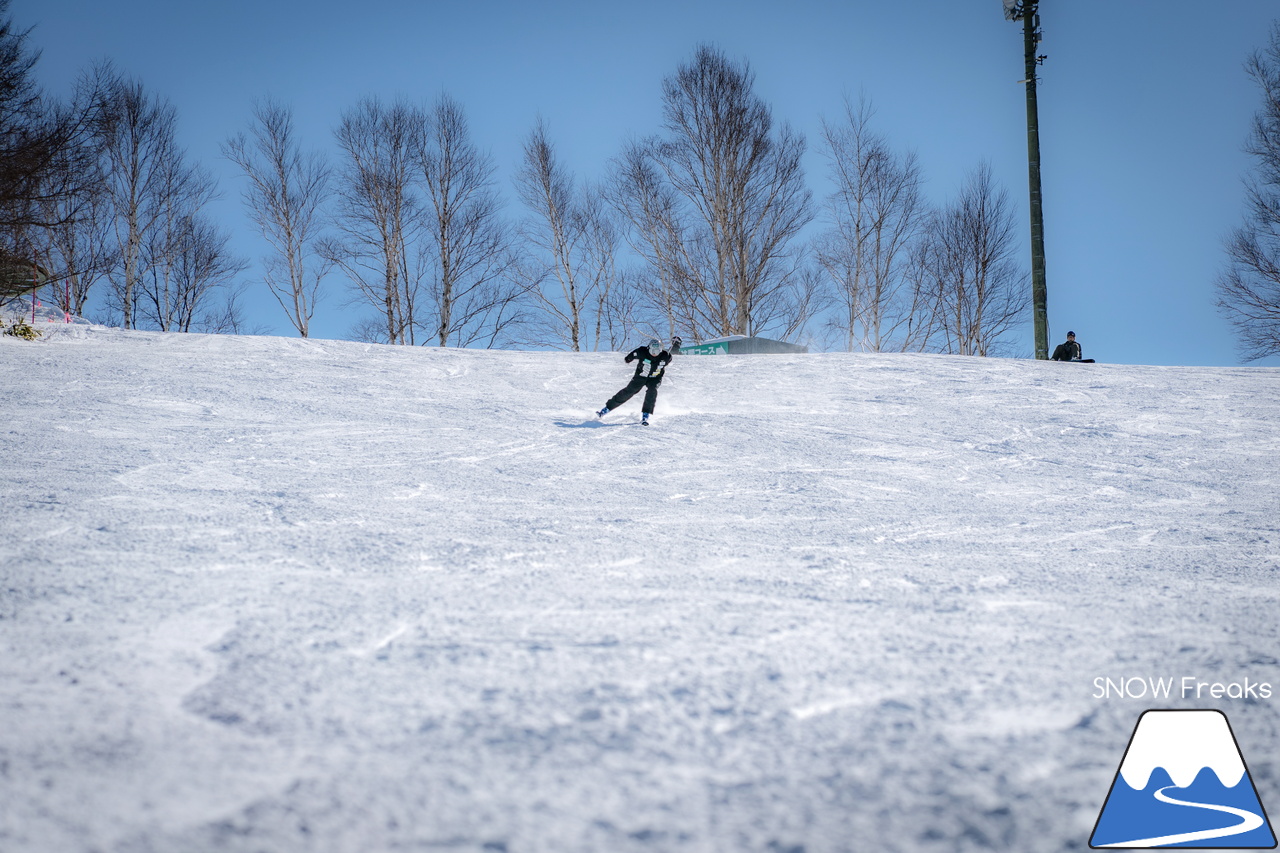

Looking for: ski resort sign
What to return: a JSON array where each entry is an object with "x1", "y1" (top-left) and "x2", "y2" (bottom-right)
[
  {"x1": 680, "y1": 338, "x2": 733, "y2": 355},
  {"x1": 679, "y1": 335, "x2": 808, "y2": 355}
]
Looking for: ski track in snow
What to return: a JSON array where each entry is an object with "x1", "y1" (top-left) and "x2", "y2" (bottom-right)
[{"x1": 2, "y1": 325, "x2": 1280, "y2": 852}]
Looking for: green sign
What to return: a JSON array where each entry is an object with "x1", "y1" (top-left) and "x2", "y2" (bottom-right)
[{"x1": 680, "y1": 341, "x2": 729, "y2": 355}]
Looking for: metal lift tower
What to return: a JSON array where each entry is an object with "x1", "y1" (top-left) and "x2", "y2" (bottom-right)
[{"x1": 1004, "y1": 0, "x2": 1049, "y2": 359}]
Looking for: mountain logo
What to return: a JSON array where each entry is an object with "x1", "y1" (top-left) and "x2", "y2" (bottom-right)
[{"x1": 1091, "y1": 709, "x2": 1277, "y2": 849}]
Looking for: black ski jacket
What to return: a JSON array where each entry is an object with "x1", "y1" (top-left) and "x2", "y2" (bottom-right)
[
  {"x1": 625, "y1": 346, "x2": 671, "y2": 381},
  {"x1": 1051, "y1": 340, "x2": 1082, "y2": 361}
]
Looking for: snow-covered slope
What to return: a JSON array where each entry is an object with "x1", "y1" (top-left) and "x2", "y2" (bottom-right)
[{"x1": 2, "y1": 325, "x2": 1279, "y2": 852}]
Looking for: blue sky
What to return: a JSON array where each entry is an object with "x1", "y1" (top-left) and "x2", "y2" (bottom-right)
[{"x1": 14, "y1": 0, "x2": 1280, "y2": 366}]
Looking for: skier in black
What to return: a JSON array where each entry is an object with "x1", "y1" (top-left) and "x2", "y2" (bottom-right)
[
  {"x1": 1051, "y1": 331, "x2": 1080, "y2": 361},
  {"x1": 597, "y1": 338, "x2": 672, "y2": 426},
  {"x1": 1051, "y1": 330, "x2": 1091, "y2": 362}
]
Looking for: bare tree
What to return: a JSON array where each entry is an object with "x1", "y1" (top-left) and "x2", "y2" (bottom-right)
[
  {"x1": 922, "y1": 163, "x2": 1028, "y2": 356},
  {"x1": 324, "y1": 97, "x2": 424, "y2": 345},
  {"x1": 893, "y1": 238, "x2": 950, "y2": 353},
  {"x1": 593, "y1": 267, "x2": 649, "y2": 349},
  {"x1": 0, "y1": 0, "x2": 46, "y2": 239},
  {"x1": 816, "y1": 96, "x2": 927, "y2": 352},
  {"x1": 95, "y1": 67, "x2": 217, "y2": 330},
  {"x1": 612, "y1": 45, "x2": 815, "y2": 340},
  {"x1": 31, "y1": 73, "x2": 114, "y2": 317},
  {"x1": 416, "y1": 93, "x2": 521, "y2": 347},
  {"x1": 1, "y1": 1, "x2": 106, "y2": 309},
  {"x1": 324, "y1": 95, "x2": 521, "y2": 348},
  {"x1": 752, "y1": 262, "x2": 826, "y2": 346},
  {"x1": 608, "y1": 140, "x2": 702, "y2": 340},
  {"x1": 579, "y1": 190, "x2": 638, "y2": 350},
  {"x1": 224, "y1": 99, "x2": 331, "y2": 337},
  {"x1": 197, "y1": 280, "x2": 256, "y2": 335},
  {"x1": 135, "y1": 208, "x2": 245, "y2": 332},
  {"x1": 0, "y1": 1, "x2": 81, "y2": 235},
  {"x1": 37, "y1": 154, "x2": 115, "y2": 317},
  {"x1": 515, "y1": 119, "x2": 625, "y2": 351},
  {"x1": 134, "y1": 129, "x2": 225, "y2": 331},
  {"x1": 1218, "y1": 23, "x2": 1280, "y2": 361}
]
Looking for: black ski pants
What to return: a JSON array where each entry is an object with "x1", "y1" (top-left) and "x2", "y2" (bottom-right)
[{"x1": 606, "y1": 375, "x2": 662, "y2": 414}]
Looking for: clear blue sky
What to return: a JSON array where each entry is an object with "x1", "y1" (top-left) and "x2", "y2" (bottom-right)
[{"x1": 14, "y1": 0, "x2": 1280, "y2": 366}]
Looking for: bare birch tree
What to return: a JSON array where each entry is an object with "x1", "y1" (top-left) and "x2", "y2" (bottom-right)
[
  {"x1": 416, "y1": 94, "x2": 520, "y2": 347},
  {"x1": 33, "y1": 69, "x2": 115, "y2": 317},
  {"x1": 1217, "y1": 22, "x2": 1280, "y2": 361},
  {"x1": 608, "y1": 140, "x2": 701, "y2": 340},
  {"x1": 37, "y1": 168, "x2": 115, "y2": 316},
  {"x1": 95, "y1": 68, "x2": 209, "y2": 329},
  {"x1": 816, "y1": 96, "x2": 927, "y2": 352},
  {"x1": 224, "y1": 99, "x2": 331, "y2": 337},
  {"x1": 578, "y1": 191, "x2": 638, "y2": 349},
  {"x1": 137, "y1": 211, "x2": 246, "y2": 332},
  {"x1": 324, "y1": 97, "x2": 424, "y2": 344},
  {"x1": 612, "y1": 45, "x2": 814, "y2": 340},
  {"x1": 922, "y1": 163, "x2": 1028, "y2": 356},
  {"x1": 131, "y1": 128, "x2": 222, "y2": 330},
  {"x1": 515, "y1": 119, "x2": 624, "y2": 350}
]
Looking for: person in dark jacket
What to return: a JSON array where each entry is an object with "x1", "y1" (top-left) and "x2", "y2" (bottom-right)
[
  {"x1": 1051, "y1": 331, "x2": 1083, "y2": 362},
  {"x1": 596, "y1": 338, "x2": 672, "y2": 425}
]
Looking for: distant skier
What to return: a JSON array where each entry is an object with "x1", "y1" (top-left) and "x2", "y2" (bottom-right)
[
  {"x1": 1051, "y1": 330, "x2": 1094, "y2": 363},
  {"x1": 596, "y1": 338, "x2": 672, "y2": 426}
]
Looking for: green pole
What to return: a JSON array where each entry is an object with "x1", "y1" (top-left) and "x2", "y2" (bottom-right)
[{"x1": 1022, "y1": 2, "x2": 1049, "y2": 359}]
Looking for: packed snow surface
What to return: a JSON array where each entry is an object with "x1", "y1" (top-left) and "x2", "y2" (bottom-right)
[{"x1": 2, "y1": 324, "x2": 1279, "y2": 852}]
